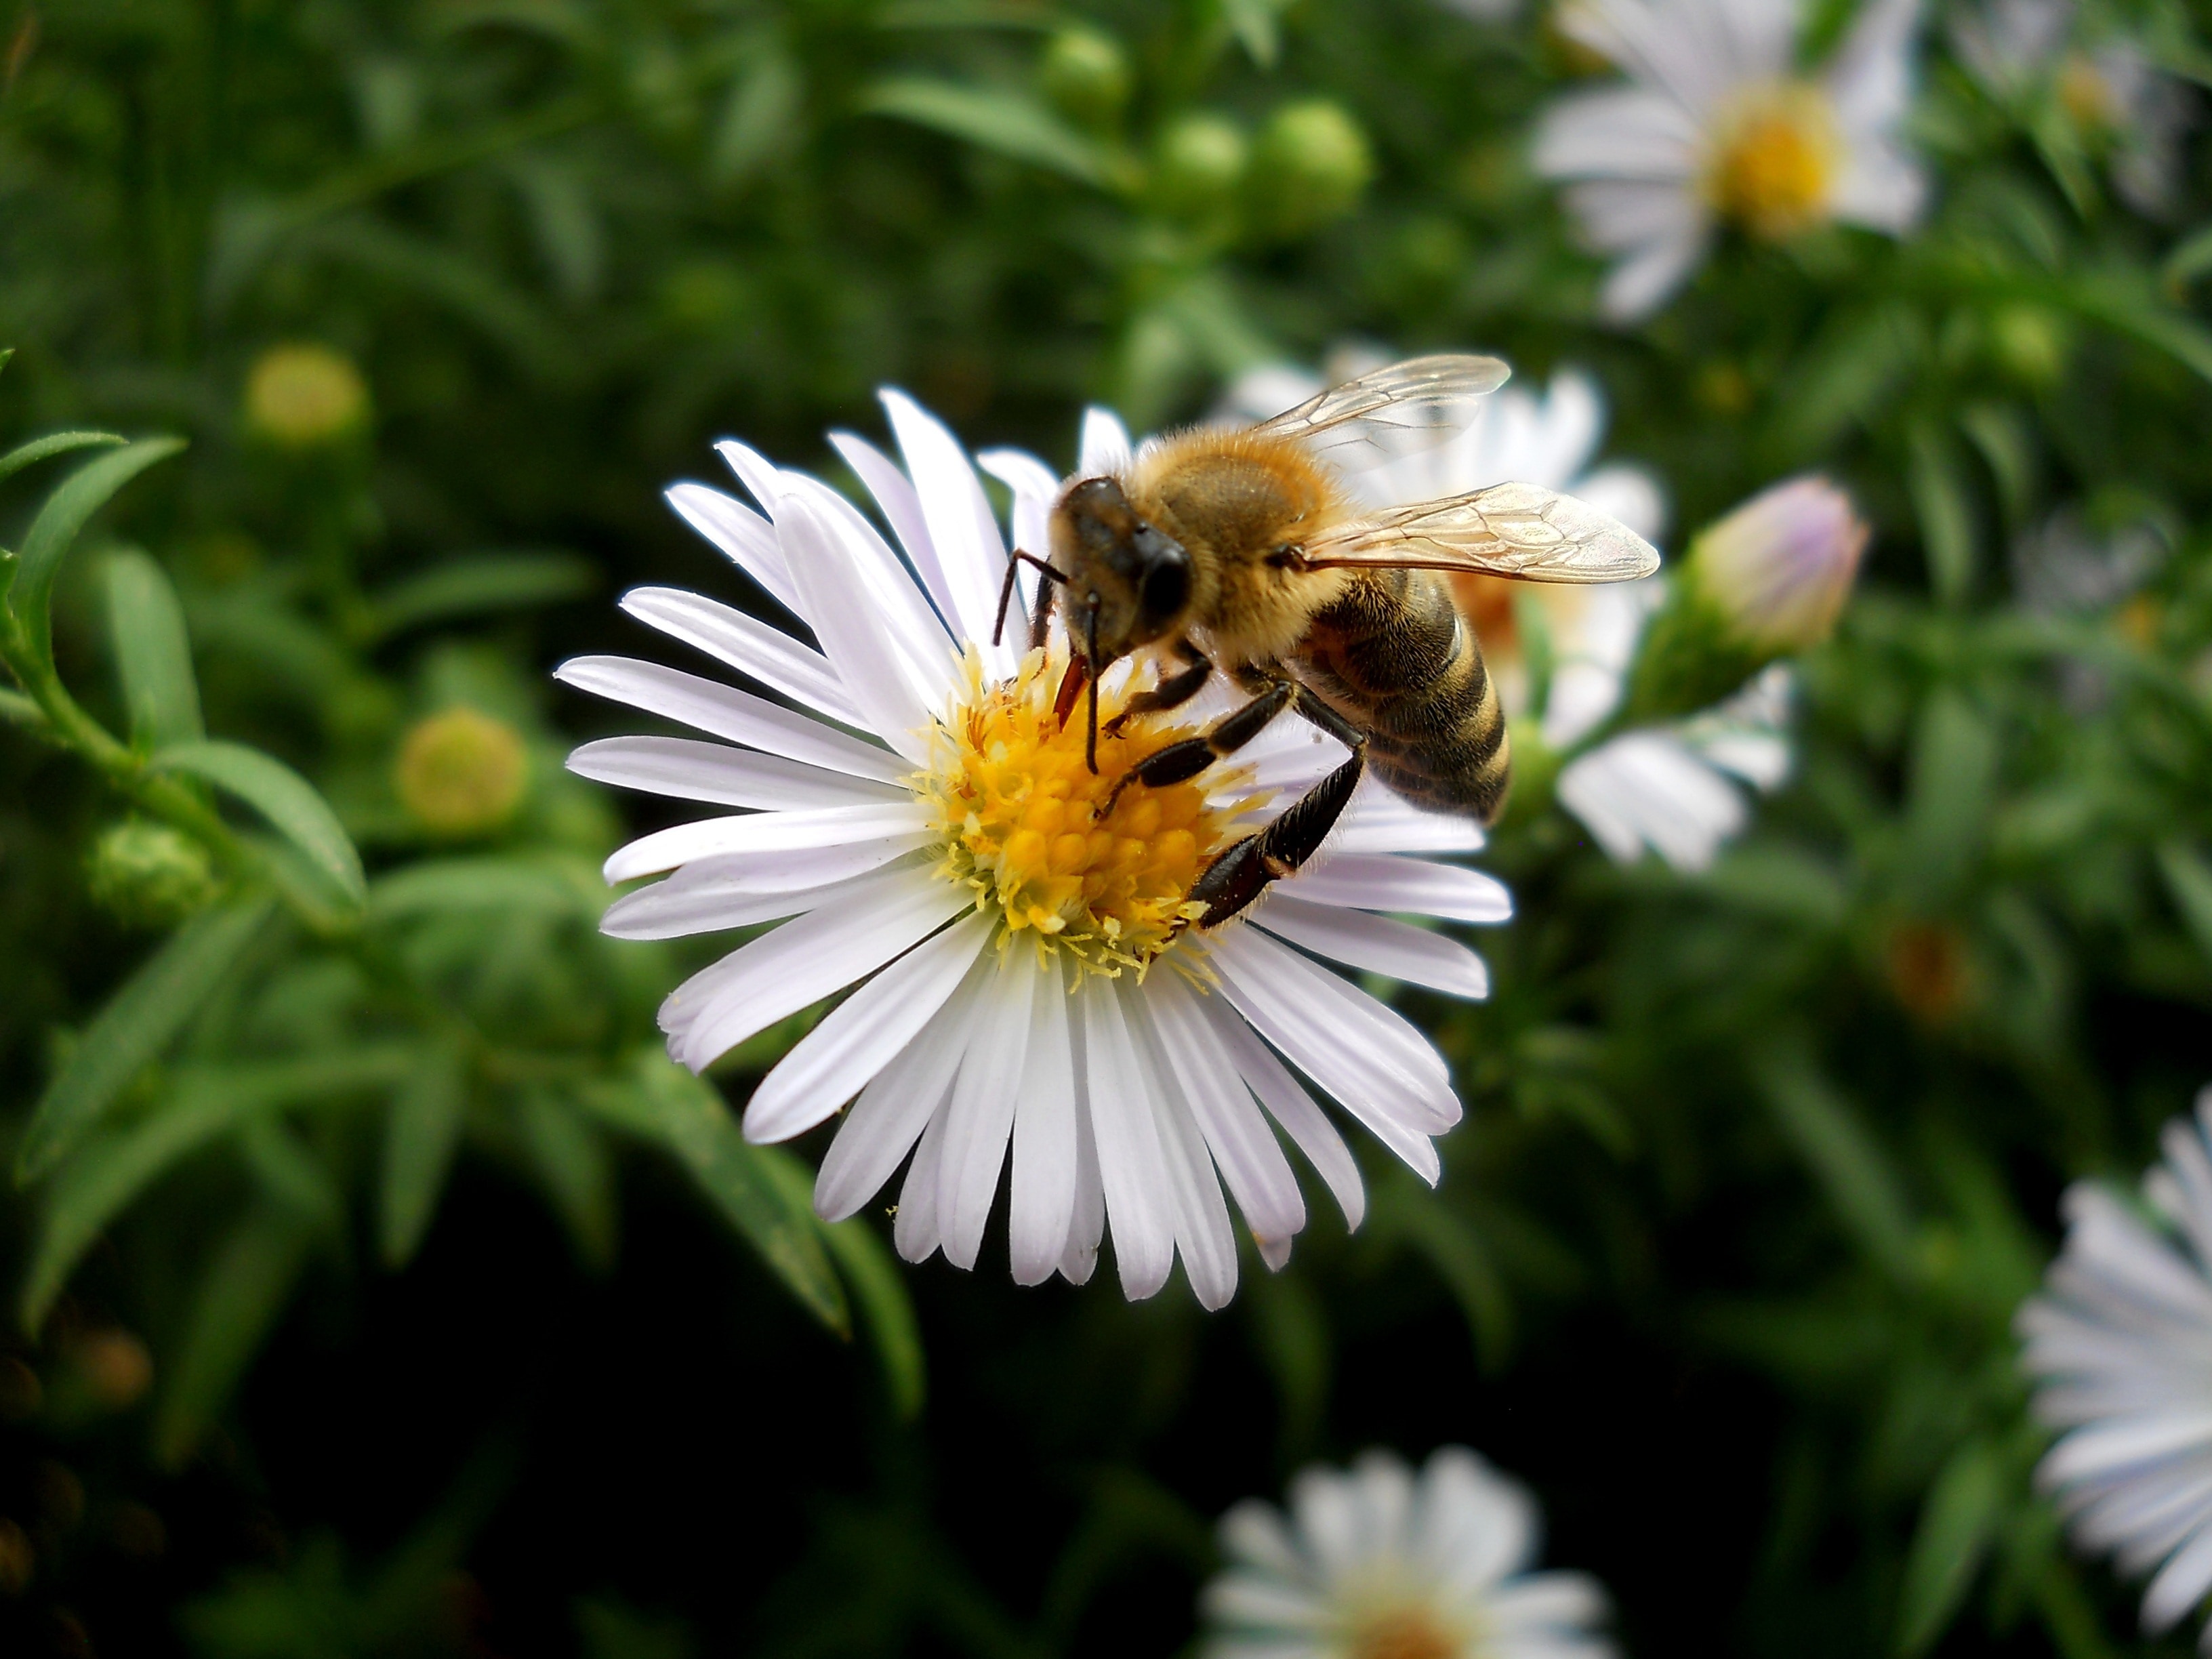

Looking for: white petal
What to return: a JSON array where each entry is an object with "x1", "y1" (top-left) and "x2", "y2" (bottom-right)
[
  {"x1": 554, "y1": 656, "x2": 909, "y2": 783},
  {"x1": 620, "y1": 586, "x2": 862, "y2": 725},
  {"x1": 743, "y1": 912, "x2": 993, "y2": 1143},
  {"x1": 1126, "y1": 978, "x2": 1240, "y2": 1310},
  {"x1": 1328, "y1": 782, "x2": 1489, "y2": 855},
  {"x1": 1202, "y1": 996, "x2": 1367, "y2": 1231},
  {"x1": 1008, "y1": 958, "x2": 1080, "y2": 1286},
  {"x1": 1080, "y1": 975, "x2": 1177, "y2": 1299},
  {"x1": 775, "y1": 471, "x2": 960, "y2": 706},
  {"x1": 1079, "y1": 407, "x2": 1134, "y2": 475},
  {"x1": 815, "y1": 956, "x2": 994, "y2": 1221},
  {"x1": 1533, "y1": 85, "x2": 1705, "y2": 182},
  {"x1": 665, "y1": 483, "x2": 802, "y2": 616},
  {"x1": 602, "y1": 801, "x2": 933, "y2": 883},
  {"x1": 565, "y1": 736, "x2": 906, "y2": 811},
  {"x1": 829, "y1": 430, "x2": 964, "y2": 632},
  {"x1": 602, "y1": 857, "x2": 922, "y2": 940},
  {"x1": 1289, "y1": 854, "x2": 1513, "y2": 924},
  {"x1": 1557, "y1": 731, "x2": 1746, "y2": 871},
  {"x1": 774, "y1": 489, "x2": 943, "y2": 760},
  {"x1": 1255, "y1": 895, "x2": 1491, "y2": 1001},
  {"x1": 882, "y1": 390, "x2": 1015, "y2": 678},
  {"x1": 714, "y1": 438, "x2": 783, "y2": 513},
  {"x1": 894, "y1": 1098, "x2": 951, "y2": 1263},
  {"x1": 936, "y1": 949, "x2": 1035, "y2": 1271},
  {"x1": 977, "y1": 446, "x2": 1061, "y2": 558},
  {"x1": 1144, "y1": 973, "x2": 1306, "y2": 1246},
  {"x1": 1060, "y1": 1006, "x2": 1107, "y2": 1286},
  {"x1": 668, "y1": 868, "x2": 972, "y2": 1071},
  {"x1": 2144, "y1": 1519, "x2": 2212, "y2": 1633}
]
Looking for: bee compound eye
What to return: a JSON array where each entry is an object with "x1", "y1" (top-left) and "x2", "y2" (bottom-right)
[{"x1": 1139, "y1": 556, "x2": 1189, "y2": 623}]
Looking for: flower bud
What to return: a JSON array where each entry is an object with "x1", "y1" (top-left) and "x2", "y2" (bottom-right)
[
  {"x1": 394, "y1": 708, "x2": 528, "y2": 837},
  {"x1": 1040, "y1": 26, "x2": 1130, "y2": 130},
  {"x1": 1246, "y1": 100, "x2": 1375, "y2": 238},
  {"x1": 243, "y1": 344, "x2": 371, "y2": 449},
  {"x1": 1688, "y1": 475, "x2": 1867, "y2": 653},
  {"x1": 85, "y1": 821, "x2": 222, "y2": 928},
  {"x1": 1150, "y1": 113, "x2": 1248, "y2": 222}
]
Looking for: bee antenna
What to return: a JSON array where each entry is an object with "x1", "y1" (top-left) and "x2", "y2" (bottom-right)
[
  {"x1": 1084, "y1": 600, "x2": 1101, "y2": 775},
  {"x1": 993, "y1": 551, "x2": 1064, "y2": 647}
]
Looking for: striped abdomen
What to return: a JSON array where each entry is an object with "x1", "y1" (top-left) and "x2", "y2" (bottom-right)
[{"x1": 1292, "y1": 567, "x2": 1509, "y2": 821}]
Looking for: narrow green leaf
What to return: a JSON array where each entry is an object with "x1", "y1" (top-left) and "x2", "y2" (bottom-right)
[
  {"x1": 1905, "y1": 689, "x2": 1999, "y2": 902},
  {"x1": 710, "y1": 47, "x2": 802, "y2": 185},
  {"x1": 16, "y1": 895, "x2": 276, "y2": 1182},
  {"x1": 104, "y1": 548, "x2": 204, "y2": 750},
  {"x1": 516, "y1": 1091, "x2": 617, "y2": 1271},
  {"x1": 1368, "y1": 1176, "x2": 1512, "y2": 1370},
  {"x1": 0, "y1": 429, "x2": 123, "y2": 487},
  {"x1": 153, "y1": 1202, "x2": 315, "y2": 1468},
  {"x1": 782, "y1": 1147, "x2": 926, "y2": 1417},
  {"x1": 240, "y1": 1118, "x2": 345, "y2": 1231},
  {"x1": 1754, "y1": 1041, "x2": 1919, "y2": 1281},
  {"x1": 2063, "y1": 269, "x2": 2212, "y2": 385},
  {"x1": 2157, "y1": 842, "x2": 2212, "y2": 968},
  {"x1": 1221, "y1": 0, "x2": 1290, "y2": 66},
  {"x1": 0, "y1": 686, "x2": 49, "y2": 731},
  {"x1": 9, "y1": 436, "x2": 187, "y2": 665},
  {"x1": 19, "y1": 1046, "x2": 415, "y2": 1330},
  {"x1": 859, "y1": 78, "x2": 1110, "y2": 185},
  {"x1": 1896, "y1": 1437, "x2": 2006, "y2": 1655},
  {"x1": 1907, "y1": 418, "x2": 1978, "y2": 607},
  {"x1": 369, "y1": 856, "x2": 598, "y2": 924},
  {"x1": 361, "y1": 551, "x2": 594, "y2": 642},
  {"x1": 151, "y1": 740, "x2": 367, "y2": 907},
  {"x1": 2161, "y1": 222, "x2": 2212, "y2": 293},
  {"x1": 577, "y1": 1054, "x2": 847, "y2": 1332},
  {"x1": 379, "y1": 1039, "x2": 470, "y2": 1268}
]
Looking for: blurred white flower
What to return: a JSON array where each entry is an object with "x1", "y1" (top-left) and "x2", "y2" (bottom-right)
[
  {"x1": 1534, "y1": 0, "x2": 1927, "y2": 320},
  {"x1": 1952, "y1": 0, "x2": 2195, "y2": 214},
  {"x1": 557, "y1": 394, "x2": 1511, "y2": 1309},
  {"x1": 1556, "y1": 664, "x2": 1793, "y2": 871},
  {"x1": 2018, "y1": 1086, "x2": 2212, "y2": 1647},
  {"x1": 1688, "y1": 474, "x2": 1868, "y2": 653},
  {"x1": 1202, "y1": 1445, "x2": 1616, "y2": 1659}
]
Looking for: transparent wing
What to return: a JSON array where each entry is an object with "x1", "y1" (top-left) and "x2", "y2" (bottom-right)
[
  {"x1": 1248, "y1": 353, "x2": 1511, "y2": 471},
  {"x1": 1298, "y1": 481, "x2": 1662, "y2": 583}
]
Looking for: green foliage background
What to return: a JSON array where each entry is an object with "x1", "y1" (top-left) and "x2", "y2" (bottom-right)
[{"x1": 1, "y1": 0, "x2": 2210, "y2": 1654}]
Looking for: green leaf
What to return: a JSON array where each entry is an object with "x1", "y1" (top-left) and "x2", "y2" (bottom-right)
[
  {"x1": 378, "y1": 1039, "x2": 470, "y2": 1268},
  {"x1": 2157, "y1": 842, "x2": 2212, "y2": 968},
  {"x1": 16, "y1": 895, "x2": 276, "y2": 1182},
  {"x1": 1221, "y1": 0, "x2": 1290, "y2": 66},
  {"x1": 19, "y1": 1046, "x2": 415, "y2": 1330},
  {"x1": 1904, "y1": 690, "x2": 1999, "y2": 902},
  {"x1": 154, "y1": 1202, "x2": 316, "y2": 1468},
  {"x1": 1753, "y1": 1040, "x2": 1919, "y2": 1282},
  {"x1": 516, "y1": 1090, "x2": 617, "y2": 1271},
  {"x1": 710, "y1": 46, "x2": 802, "y2": 185},
  {"x1": 0, "y1": 429, "x2": 123, "y2": 487},
  {"x1": 859, "y1": 78, "x2": 1111, "y2": 186},
  {"x1": 787, "y1": 1156, "x2": 926, "y2": 1418},
  {"x1": 361, "y1": 551, "x2": 594, "y2": 642},
  {"x1": 151, "y1": 741, "x2": 367, "y2": 908},
  {"x1": 2062, "y1": 268, "x2": 2212, "y2": 386},
  {"x1": 1907, "y1": 418, "x2": 1978, "y2": 607},
  {"x1": 104, "y1": 548, "x2": 204, "y2": 750},
  {"x1": 1895, "y1": 1437, "x2": 2006, "y2": 1655},
  {"x1": 577, "y1": 1054, "x2": 847, "y2": 1332},
  {"x1": 1368, "y1": 1176, "x2": 1513, "y2": 1370},
  {"x1": 369, "y1": 855, "x2": 599, "y2": 924},
  {"x1": 8, "y1": 436, "x2": 186, "y2": 665}
]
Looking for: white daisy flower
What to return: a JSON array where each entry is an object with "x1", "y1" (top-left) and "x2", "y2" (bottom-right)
[
  {"x1": 1952, "y1": 0, "x2": 2195, "y2": 214},
  {"x1": 2018, "y1": 1086, "x2": 2212, "y2": 1648},
  {"x1": 1533, "y1": 0, "x2": 1928, "y2": 321},
  {"x1": 556, "y1": 394, "x2": 1511, "y2": 1309},
  {"x1": 1202, "y1": 1445, "x2": 1616, "y2": 1659}
]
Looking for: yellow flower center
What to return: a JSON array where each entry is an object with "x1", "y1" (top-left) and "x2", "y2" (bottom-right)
[
  {"x1": 1347, "y1": 1606, "x2": 1465, "y2": 1659},
  {"x1": 1706, "y1": 82, "x2": 1841, "y2": 240},
  {"x1": 915, "y1": 647, "x2": 1254, "y2": 976},
  {"x1": 2057, "y1": 52, "x2": 2116, "y2": 132}
]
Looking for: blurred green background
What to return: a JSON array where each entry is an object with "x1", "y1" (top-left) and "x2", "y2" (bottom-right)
[{"x1": 3, "y1": 0, "x2": 2211, "y2": 1654}]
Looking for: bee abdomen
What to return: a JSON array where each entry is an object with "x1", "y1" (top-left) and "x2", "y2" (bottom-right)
[{"x1": 1296, "y1": 570, "x2": 1511, "y2": 823}]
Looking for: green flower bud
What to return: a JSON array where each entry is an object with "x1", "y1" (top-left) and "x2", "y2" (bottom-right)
[
  {"x1": 395, "y1": 708, "x2": 529, "y2": 837},
  {"x1": 1988, "y1": 303, "x2": 2072, "y2": 388},
  {"x1": 243, "y1": 344, "x2": 371, "y2": 450},
  {"x1": 1246, "y1": 100, "x2": 1375, "y2": 239},
  {"x1": 86, "y1": 821, "x2": 223, "y2": 928},
  {"x1": 1040, "y1": 26, "x2": 1130, "y2": 130},
  {"x1": 1151, "y1": 113, "x2": 1248, "y2": 222}
]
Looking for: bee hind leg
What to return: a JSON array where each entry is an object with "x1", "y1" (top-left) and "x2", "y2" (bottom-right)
[{"x1": 1190, "y1": 747, "x2": 1364, "y2": 928}]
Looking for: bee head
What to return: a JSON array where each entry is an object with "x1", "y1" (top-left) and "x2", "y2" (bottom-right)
[{"x1": 1048, "y1": 477, "x2": 1191, "y2": 663}]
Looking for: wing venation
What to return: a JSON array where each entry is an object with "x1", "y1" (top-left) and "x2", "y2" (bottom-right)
[
  {"x1": 1298, "y1": 481, "x2": 1661, "y2": 583},
  {"x1": 1248, "y1": 353, "x2": 1511, "y2": 471}
]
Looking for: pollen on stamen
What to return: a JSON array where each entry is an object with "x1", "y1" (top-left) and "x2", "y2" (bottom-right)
[{"x1": 914, "y1": 646, "x2": 1261, "y2": 977}]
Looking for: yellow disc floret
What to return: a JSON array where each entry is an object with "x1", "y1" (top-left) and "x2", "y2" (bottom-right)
[
  {"x1": 1705, "y1": 81, "x2": 1841, "y2": 241},
  {"x1": 916, "y1": 647, "x2": 1256, "y2": 976}
]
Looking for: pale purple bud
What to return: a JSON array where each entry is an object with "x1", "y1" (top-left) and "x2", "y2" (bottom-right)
[{"x1": 1689, "y1": 475, "x2": 1868, "y2": 652}]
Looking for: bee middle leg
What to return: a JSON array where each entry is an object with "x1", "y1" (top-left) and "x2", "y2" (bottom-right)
[
  {"x1": 1103, "y1": 640, "x2": 1211, "y2": 737},
  {"x1": 1097, "y1": 670, "x2": 1297, "y2": 823},
  {"x1": 1187, "y1": 687, "x2": 1367, "y2": 928}
]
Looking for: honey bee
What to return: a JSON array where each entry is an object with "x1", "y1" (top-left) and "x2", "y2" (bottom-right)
[{"x1": 994, "y1": 354, "x2": 1660, "y2": 928}]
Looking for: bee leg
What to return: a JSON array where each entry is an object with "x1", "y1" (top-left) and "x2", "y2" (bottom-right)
[
  {"x1": 1096, "y1": 676, "x2": 1297, "y2": 820},
  {"x1": 1189, "y1": 749, "x2": 1364, "y2": 928},
  {"x1": 1104, "y1": 642, "x2": 1212, "y2": 737}
]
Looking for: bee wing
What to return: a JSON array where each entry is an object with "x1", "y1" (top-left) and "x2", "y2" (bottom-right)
[
  {"x1": 1248, "y1": 354, "x2": 1511, "y2": 471},
  {"x1": 1298, "y1": 481, "x2": 1662, "y2": 583}
]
